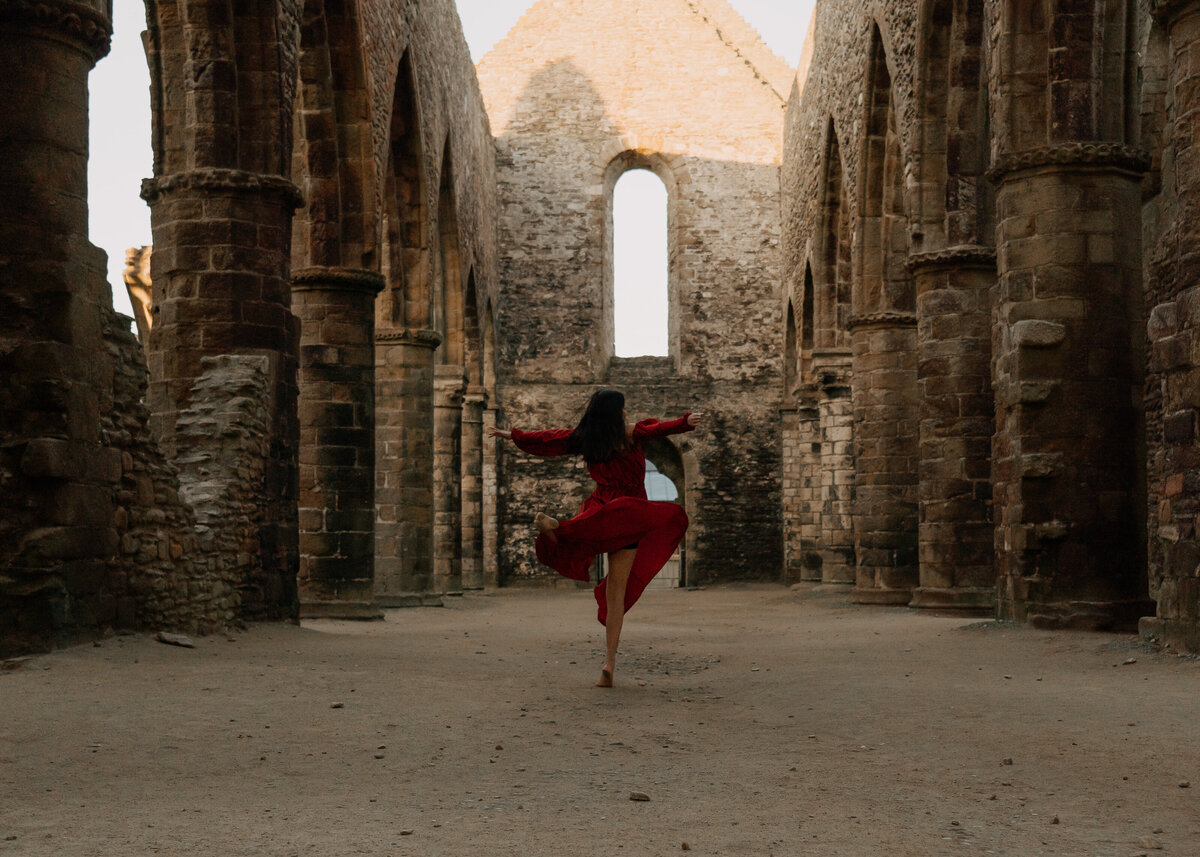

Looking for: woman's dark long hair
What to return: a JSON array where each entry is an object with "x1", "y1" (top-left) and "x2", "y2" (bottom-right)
[{"x1": 566, "y1": 389, "x2": 628, "y2": 464}]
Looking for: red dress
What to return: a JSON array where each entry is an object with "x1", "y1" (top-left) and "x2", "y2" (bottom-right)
[{"x1": 510, "y1": 416, "x2": 695, "y2": 625}]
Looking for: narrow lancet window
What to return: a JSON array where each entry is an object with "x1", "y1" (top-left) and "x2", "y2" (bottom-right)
[{"x1": 613, "y1": 169, "x2": 668, "y2": 357}]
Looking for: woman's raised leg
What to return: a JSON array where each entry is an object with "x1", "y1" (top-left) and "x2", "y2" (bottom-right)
[{"x1": 597, "y1": 547, "x2": 636, "y2": 687}]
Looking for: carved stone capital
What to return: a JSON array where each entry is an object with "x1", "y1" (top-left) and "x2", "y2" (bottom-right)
[
  {"x1": 907, "y1": 244, "x2": 997, "y2": 274},
  {"x1": 141, "y1": 168, "x2": 305, "y2": 211},
  {"x1": 375, "y1": 327, "x2": 442, "y2": 349},
  {"x1": 0, "y1": 0, "x2": 112, "y2": 61},
  {"x1": 291, "y1": 267, "x2": 385, "y2": 296},
  {"x1": 987, "y1": 143, "x2": 1151, "y2": 184},
  {"x1": 434, "y1": 365, "x2": 467, "y2": 406},
  {"x1": 847, "y1": 311, "x2": 917, "y2": 331},
  {"x1": 811, "y1": 352, "x2": 853, "y2": 393}
]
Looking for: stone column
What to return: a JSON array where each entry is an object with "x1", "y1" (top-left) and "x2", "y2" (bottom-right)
[
  {"x1": 374, "y1": 327, "x2": 440, "y2": 604},
  {"x1": 0, "y1": 1, "x2": 120, "y2": 650},
  {"x1": 1141, "y1": 0, "x2": 1200, "y2": 651},
  {"x1": 990, "y1": 146, "x2": 1152, "y2": 628},
  {"x1": 293, "y1": 267, "x2": 384, "y2": 619},
  {"x1": 813, "y1": 352, "x2": 855, "y2": 584},
  {"x1": 849, "y1": 315, "x2": 919, "y2": 605},
  {"x1": 908, "y1": 247, "x2": 996, "y2": 612},
  {"x1": 142, "y1": 169, "x2": 303, "y2": 621},
  {"x1": 460, "y1": 388, "x2": 487, "y2": 590},
  {"x1": 433, "y1": 365, "x2": 466, "y2": 595},
  {"x1": 782, "y1": 389, "x2": 822, "y2": 582},
  {"x1": 482, "y1": 405, "x2": 500, "y2": 588}
]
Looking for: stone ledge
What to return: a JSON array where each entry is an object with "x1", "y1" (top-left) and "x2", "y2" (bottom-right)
[
  {"x1": 907, "y1": 244, "x2": 997, "y2": 274},
  {"x1": 987, "y1": 143, "x2": 1151, "y2": 183},
  {"x1": 140, "y1": 169, "x2": 305, "y2": 210},
  {"x1": 909, "y1": 586, "x2": 995, "y2": 613},
  {"x1": 299, "y1": 600, "x2": 384, "y2": 620},
  {"x1": 292, "y1": 267, "x2": 385, "y2": 294},
  {"x1": 375, "y1": 327, "x2": 442, "y2": 348},
  {"x1": 846, "y1": 311, "x2": 917, "y2": 331}
]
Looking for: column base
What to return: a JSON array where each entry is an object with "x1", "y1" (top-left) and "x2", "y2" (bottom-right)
[
  {"x1": 375, "y1": 593, "x2": 445, "y2": 608},
  {"x1": 1139, "y1": 617, "x2": 1200, "y2": 654},
  {"x1": 909, "y1": 586, "x2": 995, "y2": 613},
  {"x1": 299, "y1": 600, "x2": 384, "y2": 620},
  {"x1": 851, "y1": 586, "x2": 913, "y2": 606}
]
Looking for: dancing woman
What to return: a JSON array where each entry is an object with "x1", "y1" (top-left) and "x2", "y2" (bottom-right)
[{"x1": 487, "y1": 390, "x2": 702, "y2": 687}]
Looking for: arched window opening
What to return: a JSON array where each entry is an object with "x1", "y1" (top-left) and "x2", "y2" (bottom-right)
[
  {"x1": 644, "y1": 459, "x2": 679, "y2": 502},
  {"x1": 613, "y1": 168, "x2": 668, "y2": 357},
  {"x1": 801, "y1": 263, "x2": 814, "y2": 381},
  {"x1": 785, "y1": 301, "x2": 799, "y2": 396}
]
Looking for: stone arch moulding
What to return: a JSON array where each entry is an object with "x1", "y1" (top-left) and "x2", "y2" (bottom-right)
[
  {"x1": 435, "y1": 134, "x2": 465, "y2": 368},
  {"x1": 291, "y1": 0, "x2": 378, "y2": 273},
  {"x1": 598, "y1": 145, "x2": 683, "y2": 370},
  {"x1": 816, "y1": 117, "x2": 852, "y2": 353},
  {"x1": 378, "y1": 48, "x2": 430, "y2": 332}
]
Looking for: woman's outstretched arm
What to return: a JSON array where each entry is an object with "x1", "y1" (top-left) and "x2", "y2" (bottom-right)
[
  {"x1": 488, "y1": 425, "x2": 573, "y2": 457},
  {"x1": 631, "y1": 412, "x2": 704, "y2": 441}
]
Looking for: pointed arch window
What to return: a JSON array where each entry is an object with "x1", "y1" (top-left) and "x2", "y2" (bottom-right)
[{"x1": 612, "y1": 168, "x2": 668, "y2": 357}]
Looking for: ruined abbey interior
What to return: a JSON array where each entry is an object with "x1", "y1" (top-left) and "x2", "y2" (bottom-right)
[{"x1": 2, "y1": 0, "x2": 1199, "y2": 657}]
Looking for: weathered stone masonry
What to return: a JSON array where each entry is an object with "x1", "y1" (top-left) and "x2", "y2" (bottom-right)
[
  {"x1": 783, "y1": 0, "x2": 1200, "y2": 646},
  {"x1": 477, "y1": 0, "x2": 792, "y2": 585}
]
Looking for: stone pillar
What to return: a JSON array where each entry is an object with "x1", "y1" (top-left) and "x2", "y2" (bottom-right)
[
  {"x1": 433, "y1": 365, "x2": 466, "y2": 595},
  {"x1": 782, "y1": 389, "x2": 822, "y2": 582},
  {"x1": 849, "y1": 315, "x2": 919, "y2": 604},
  {"x1": 908, "y1": 248, "x2": 996, "y2": 612},
  {"x1": 374, "y1": 328, "x2": 440, "y2": 604},
  {"x1": 990, "y1": 146, "x2": 1152, "y2": 628},
  {"x1": 0, "y1": 1, "x2": 120, "y2": 651},
  {"x1": 141, "y1": 168, "x2": 303, "y2": 621},
  {"x1": 814, "y1": 352, "x2": 855, "y2": 584},
  {"x1": 482, "y1": 405, "x2": 500, "y2": 588},
  {"x1": 460, "y1": 389, "x2": 487, "y2": 590},
  {"x1": 1141, "y1": 0, "x2": 1200, "y2": 651},
  {"x1": 293, "y1": 267, "x2": 384, "y2": 619}
]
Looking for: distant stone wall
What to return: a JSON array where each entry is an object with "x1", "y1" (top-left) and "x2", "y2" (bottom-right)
[{"x1": 478, "y1": 0, "x2": 791, "y2": 585}]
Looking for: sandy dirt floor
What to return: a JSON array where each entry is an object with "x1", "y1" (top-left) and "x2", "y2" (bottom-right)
[{"x1": 1, "y1": 583, "x2": 1198, "y2": 857}]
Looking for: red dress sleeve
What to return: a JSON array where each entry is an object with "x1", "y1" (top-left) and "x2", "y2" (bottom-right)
[
  {"x1": 510, "y1": 428, "x2": 573, "y2": 457},
  {"x1": 631, "y1": 415, "x2": 694, "y2": 442}
]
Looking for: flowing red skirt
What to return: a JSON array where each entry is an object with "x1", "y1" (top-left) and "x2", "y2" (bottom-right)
[{"x1": 534, "y1": 497, "x2": 688, "y2": 626}]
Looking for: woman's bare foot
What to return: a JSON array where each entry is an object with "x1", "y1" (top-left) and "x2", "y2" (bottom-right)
[
  {"x1": 595, "y1": 666, "x2": 614, "y2": 688},
  {"x1": 533, "y1": 512, "x2": 559, "y2": 543}
]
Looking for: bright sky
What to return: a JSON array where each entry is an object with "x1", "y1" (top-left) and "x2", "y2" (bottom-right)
[{"x1": 90, "y1": 0, "x2": 815, "y2": 343}]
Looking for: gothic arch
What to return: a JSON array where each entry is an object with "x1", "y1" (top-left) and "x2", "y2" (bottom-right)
[
  {"x1": 817, "y1": 119, "x2": 851, "y2": 351},
  {"x1": 435, "y1": 137, "x2": 464, "y2": 367},
  {"x1": 378, "y1": 50, "x2": 429, "y2": 330},
  {"x1": 291, "y1": 0, "x2": 377, "y2": 271},
  {"x1": 912, "y1": 0, "x2": 992, "y2": 250},
  {"x1": 857, "y1": 23, "x2": 911, "y2": 316}
]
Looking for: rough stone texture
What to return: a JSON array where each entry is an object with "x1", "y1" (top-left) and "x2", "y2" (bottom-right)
[
  {"x1": 781, "y1": 0, "x2": 1200, "y2": 639},
  {"x1": 0, "y1": 0, "x2": 498, "y2": 653},
  {"x1": 1140, "y1": 0, "x2": 1200, "y2": 651},
  {"x1": 477, "y1": 0, "x2": 789, "y2": 585}
]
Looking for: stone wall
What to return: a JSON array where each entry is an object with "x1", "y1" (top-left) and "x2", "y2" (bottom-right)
[
  {"x1": 477, "y1": 0, "x2": 791, "y2": 585},
  {"x1": 782, "y1": 0, "x2": 1200, "y2": 646}
]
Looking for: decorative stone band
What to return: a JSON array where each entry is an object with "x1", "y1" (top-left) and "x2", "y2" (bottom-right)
[
  {"x1": 375, "y1": 327, "x2": 442, "y2": 349},
  {"x1": 0, "y1": 0, "x2": 112, "y2": 60},
  {"x1": 1151, "y1": 0, "x2": 1200, "y2": 23},
  {"x1": 987, "y1": 143, "x2": 1151, "y2": 184},
  {"x1": 291, "y1": 267, "x2": 385, "y2": 296},
  {"x1": 907, "y1": 244, "x2": 997, "y2": 275},
  {"x1": 462, "y1": 388, "x2": 489, "y2": 408},
  {"x1": 846, "y1": 311, "x2": 918, "y2": 331},
  {"x1": 140, "y1": 168, "x2": 305, "y2": 211}
]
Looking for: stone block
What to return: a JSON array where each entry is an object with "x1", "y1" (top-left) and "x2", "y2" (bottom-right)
[{"x1": 1012, "y1": 319, "x2": 1066, "y2": 348}]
